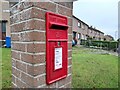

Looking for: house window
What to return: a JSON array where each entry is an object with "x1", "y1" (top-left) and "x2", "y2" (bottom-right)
[
  {"x1": 1, "y1": 21, "x2": 6, "y2": 32},
  {"x1": 78, "y1": 33, "x2": 81, "y2": 40},
  {"x1": 73, "y1": 32, "x2": 77, "y2": 39},
  {"x1": 1, "y1": 21, "x2": 7, "y2": 40},
  {"x1": 78, "y1": 22, "x2": 81, "y2": 27}
]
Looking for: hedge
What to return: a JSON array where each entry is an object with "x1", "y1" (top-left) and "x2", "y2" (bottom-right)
[{"x1": 83, "y1": 40, "x2": 118, "y2": 51}]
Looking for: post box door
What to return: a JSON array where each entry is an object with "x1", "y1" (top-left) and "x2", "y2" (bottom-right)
[
  {"x1": 48, "y1": 42, "x2": 67, "y2": 82},
  {"x1": 46, "y1": 12, "x2": 68, "y2": 84}
]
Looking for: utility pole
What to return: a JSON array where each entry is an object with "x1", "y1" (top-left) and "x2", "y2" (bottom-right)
[{"x1": 115, "y1": 30, "x2": 118, "y2": 41}]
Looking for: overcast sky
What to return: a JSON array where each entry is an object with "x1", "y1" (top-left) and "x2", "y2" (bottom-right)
[{"x1": 73, "y1": 0, "x2": 119, "y2": 40}]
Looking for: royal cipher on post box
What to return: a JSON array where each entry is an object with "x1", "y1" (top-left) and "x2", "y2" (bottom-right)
[{"x1": 46, "y1": 12, "x2": 68, "y2": 84}]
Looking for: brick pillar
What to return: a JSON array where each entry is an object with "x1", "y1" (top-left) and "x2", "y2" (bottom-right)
[{"x1": 11, "y1": 1, "x2": 73, "y2": 88}]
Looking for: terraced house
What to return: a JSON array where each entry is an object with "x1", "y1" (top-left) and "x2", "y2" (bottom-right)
[
  {"x1": 72, "y1": 15, "x2": 89, "y2": 45},
  {"x1": 72, "y1": 15, "x2": 105, "y2": 45},
  {"x1": 104, "y1": 35, "x2": 114, "y2": 41},
  {"x1": 0, "y1": 0, "x2": 10, "y2": 47},
  {"x1": 88, "y1": 26, "x2": 104, "y2": 41}
]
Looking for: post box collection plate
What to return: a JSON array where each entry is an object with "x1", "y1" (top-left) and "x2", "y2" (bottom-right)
[
  {"x1": 46, "y1": 12, "x2": 68, "y2": 84},
  {"x1": 54, "y1": 47, "x2": 62, "y2": 70}
]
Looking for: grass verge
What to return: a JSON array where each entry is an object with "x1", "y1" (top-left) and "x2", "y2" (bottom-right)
[
  {"x1": 1, "y1": 46, "x2": 118, "y2": 88},
  {"x1": 1, "y1": 48, "x2": 12, "y2": 88},
  {"x1": 72, "y1": 46, "x2": 118, "y2": 88}
]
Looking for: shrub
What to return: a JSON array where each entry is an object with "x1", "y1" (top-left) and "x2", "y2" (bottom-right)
[{"x1": 85, "y1": 40, "x2": 118, "y2": 51}]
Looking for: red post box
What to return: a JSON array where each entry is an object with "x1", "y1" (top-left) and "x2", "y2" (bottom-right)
[{"x1": 46, "y1": 12, "x2": 68, "y2": 84}]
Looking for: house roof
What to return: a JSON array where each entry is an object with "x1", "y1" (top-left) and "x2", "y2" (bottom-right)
[
  {"x1": 73, "y1": 15, "x2": 104, "y2": 34},
  {"x1": 89, "y1": 26, "x2": 104, "y2": 34},
  {"x1": 105, "y1": 35, "x2": 114, "y2": 38},
  {"x1": 73, "y1": 15, "x2": 89, "y2": 27}
]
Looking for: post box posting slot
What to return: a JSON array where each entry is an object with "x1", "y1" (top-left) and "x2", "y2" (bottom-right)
[
  {"x1": 46, "y1": 12, "x2": 68, "y2": 84},
  {"x1": 50, "y1": 22, "x2": 68, "y2": 30}
]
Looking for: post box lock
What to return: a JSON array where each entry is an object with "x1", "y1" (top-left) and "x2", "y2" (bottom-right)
[
  {"x1": 46, "y1": 12, "x2": 68, "y2": 84},
  {"x1": 57, "y1": 41, "x2": 60, "y2": 46}
]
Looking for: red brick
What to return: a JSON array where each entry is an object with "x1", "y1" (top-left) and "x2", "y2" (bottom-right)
[
  {"x1": 66, "y1": 75, "x2": 72, "y2": 83},
  {"x1": 34, "y1": 75, "x2": 46, "y2": 87},
  {"x1": 12, "y1": 67, "x2": 21, "y2": 78},
  {"x1": 12, "y1": 43, "x2": 20, "y2": 51},
  {"x1": 21, "y1": 72, "x2": 34, "y2": 87},
  {"x1": 68, "y1": 43, "x2": 72, "y2": 50},
  {"x1": 21, "y1": 53, "x2": 33, "y2": 64},
  {"x1": 11, "y1": 23, "x2": 24, "y2": 32},
  {"x1": 12, "y1": 43, "x2": 26, "y2": 52},
  {"x1": 27, "y1": 65, "x2": 45, "y2": 76},
  {"x1": 11, "y1": 34, "x2": 20, "y2": 41},
  {"x1": 68, "y1": 35, "x2": 72, "y2": 42},
  {"x1": 20, "y1": 8, "x2": 33, "y2": 21},
  {"x1": 12, "y1": 83, "x2": 17, "y2": 88},
  {"x1": 10, "y1": 2, "x2": 34, "y2": 16},
  {"x1": 33, "y1": 54, "x2": 45, "y2": 64},
  {"x1": 31, "y1": 8, "x2": 45, "y2": 20},
  {"x1": 33, "y1": 2, "x2": 56, "y2": 12},
  {"x1": 12, "y1": 7, "x2": 45, "y2": 22},
  {"x1": 68, "y1": 50, "x2": 72, "y2": 58},
  {"x1": 15, "y1": 69, "x2": 21, "y2": 79},
  {"x1": 68, "y1": 18, "x2": 72, "y2": 26},
  {"x1": 10, "y1": 14, "x2": 20, "y2": 24},
  {"x1": 34, "y1": 65, "x2": 45, "y2": 76},
  {"x1": 16, "y1": 78, "x2": 27, "y2": 88},
  {"x1": 12, "y1": 75, "x2": 16, "y2": 84},
  {"x1": 65, "y1": 82, "x2": 71, "y2": 88},
  {"x1": 55, "y1": 2, "x2": 66, "y2": 6},
  {"x1": 16, "y1": 78, "x2": 32, "y2": 88},
  {"x1": 33, "y1": 20, "x2": 45, "y2": 30},
  {"x1": 68, "y1": 58, "x2": 72, "y2": 65},
  {"x1": 65, "y1": 2, "x2": 73, "y2": 9},
  {"x1": 10, "y1": 5, "x2": 19, "y2": 15},
  {"x1": 68, "y1": 27, "x2": 72, "y2": 34},
  {"x1": 58, "y1": 5, "x2": 72, "y2": 17},
  {"x1": 26, "y1": 65, "x2": 34, "y2": 76},
  {"x1": 16, "y1": 61, "x2": 26, "y2": 73},
  {"x1": 12, "y1": 59, "x2": 16, "y2": 67},
  {"x1": 11, "y1": 19, "x2": 45, "y2": 33},
  {"x1": 20, "y1": 31, "x2": 45, "y2": 42},
  {"x1": 22, "y1": 20, "x2": 35, "y2": 31},
  {"x1": 18, "y1": 2, "x2": 34, "y2": 11},
  {"x1": 21, "y1": 53, "x2": 45, "y2": 64},
  {"x1": 12, "y1": 67, "x2": 16, "y2": 76},
  {"x1": 32, "y1": 32, "x2": 45, "y2": 41},
  {"x1": 11, "y1": 51, "x2": 20, "y2": 60},
  {"x1": 20, "y1": 44, "x2": 26, "y2": 52},
  {"x1": 58, "y1": 79, "x2": 66, "y2": 87},
  {"x1": 20, "y1": 32, "x2": 34, "y2": 42},
  {"x1": 68, "y1": 66, "x2": 72, "y2": 74},
  {"x1": 27, "y1": 43, "x2": 45, "y2": 53},
  {"x1": 55, "y1": 2, "x2": 73, "y2": 9},
  {"x1": 58, "y1": 75, "x2": 72, "y2": 87},
  {"x1": 47, "y1": 82, "x2": 56, "y2": 88}
]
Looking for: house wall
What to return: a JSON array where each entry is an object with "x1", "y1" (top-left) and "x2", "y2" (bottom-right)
[
  {"x1": 72, "y1": 17, "x2": 81, "y2": 44},
  {"x1": 104, "y1": 35, "x2": 113, "y2": 41},
  {"x1": 0, "y1": 0, "x2": 10, "y2": 37}
]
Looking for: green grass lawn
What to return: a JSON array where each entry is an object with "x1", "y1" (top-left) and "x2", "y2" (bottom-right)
[
  {"x1": 72, "y1": 46, "x2": 118, "y2": 88},
  {"x1": 1, "y1": 48, "x2": 12, "y2": 88},
  {"x1": 1, "y1": 47, "x2": 119, "y2": 88}
]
